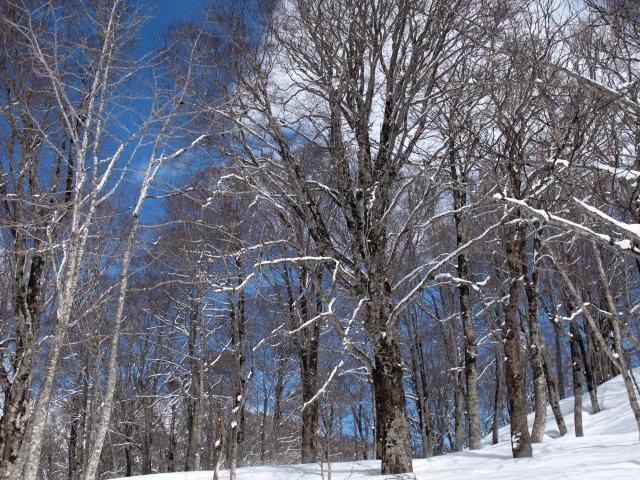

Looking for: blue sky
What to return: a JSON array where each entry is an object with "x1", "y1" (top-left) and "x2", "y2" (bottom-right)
[{"x1": 142, "y1": 0, "x2": 207, "y2": 43}]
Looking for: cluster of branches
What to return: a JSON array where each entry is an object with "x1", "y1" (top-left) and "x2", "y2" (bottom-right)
[{"x1": 2, "y1": 0, "x2": 640, "y2": 479}]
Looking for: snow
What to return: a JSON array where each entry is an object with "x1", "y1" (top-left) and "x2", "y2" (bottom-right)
[
  {"x1": 616, "y1": 239, "x2": 633, "y2": 250},
  {"x1": 116, "y1": 371, "x2": 640, "y2": 480},
  {"x1": 574, "y1": 197, "x2": 640, "y2": 241},
  {"x1": 593, "y1": 161, "x2": 640, "y2": 182}
]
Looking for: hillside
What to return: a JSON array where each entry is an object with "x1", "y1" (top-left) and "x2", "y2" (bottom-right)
[{"x1": 117, "y1": 371, "x2": 640, "y2": 480}]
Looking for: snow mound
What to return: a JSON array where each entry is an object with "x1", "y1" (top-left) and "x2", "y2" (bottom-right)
[{"x1": 118, "y1": 371, "x2": 640, "y2": 480}]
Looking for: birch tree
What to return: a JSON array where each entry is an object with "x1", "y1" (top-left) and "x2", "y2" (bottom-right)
[{"x1": 0, "y1": 2, "x2": 211, "y2": 478}]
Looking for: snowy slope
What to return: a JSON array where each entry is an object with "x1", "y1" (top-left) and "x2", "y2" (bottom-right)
[{"x1": 118, "y1": 371, "x2": 640, "y2": 480}]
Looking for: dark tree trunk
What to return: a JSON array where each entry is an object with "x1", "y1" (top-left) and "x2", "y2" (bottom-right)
[
  {"x1": 141, "y1": 397, "x2": 153, "y2": 474},
  {"x1": 229, "y1": 259, "x2": 247, "y2": 480},
  {"x1": 407, "y1": 307, "x2": 433, "y2": 458},
  {"x1": 492, "y1": 348, "x2": 504, "y2": 445},
  {"x1": 542, "y1": 354, "x2": 568, "y2": 436},
  {"x1": 374, "y1": 380, "x2": 382, "y2": 461},
  {"x1": 414, "y1": 349, "x2": 433, "y2": 458},
  {"x1": 503, "y1": 224, "x2": 533, "y2": 458},
  {"x1": 0, "y1": 333, "x2": 34, "y2": 479},
  {"x1": 124, "y1": 423, "x2": 133, "y2": 478},
  {"x1": 545, "y1": 288, "x2": 566, "y2": 400},
  {"x1": 587, "y1": 322, "x2": 603, "y2": 385},
  {"x1": 417, "y1": 354, "x2": 433, "y2": 458},
  {"x1": 185, "y1": 290, "x2": 203, "y2": 471},
  {"x1": 300, "y1": 295, "x2": 320, "y2": 464},
  {"x1": 554, "y1": 317, "x2": 566, "y2": 399},
  {"x1": 356, "y1": 404, "x2": 369, "y2": 460},
  {"x1": 0, "y1": 253, "x2": 43, "y2": 480},
  {"x1": 284, "y1": 265, "x2": 320, "y2": 464},
  {"x1": 569, "y1": 317, "x2": 584, "y2": 437},
  {"x1": 440, "y1": 288, "x2": 465, "y2": 453},
  {"x1": 365, "y1": 278, "x2": 413, "y2": 474},
  {"x1": 449, "y1": 143, "x2": 481, "y2": 450},
  {"x1": 523, "y1": 227, "x2": 546, "y2": 443},
  {"x1": 167, "y1": 405, "x2": 177, "y2": 473},
  {"x1": 271, "y1": 357, "x2": 284, "y2": 464},
  {"x1": 371, "y1": 335, "x2": 413, "y2": 474},
  {"x1": 68, "y1": 414, "x2": 78, "y2": 480},
  {"x1": 577, "y1": 327, "x2": 601, "y2": 414},
  {"x1": 351, "y1": 406, "x2": 360, "y2": 460},
  {"x1": 301, "y1": 346, "x2": 319, "y2": 464},
  {"x1": 259, "y1": 391, "x2": 268, "y2": 464},
  {"x1": 453, "y1": 371, "x2": 465, "y2": 452}
]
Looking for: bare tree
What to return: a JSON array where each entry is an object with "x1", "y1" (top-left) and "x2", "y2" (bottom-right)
[{"x1": 218, "y1": 0, "x2": 484, "y2": 473}]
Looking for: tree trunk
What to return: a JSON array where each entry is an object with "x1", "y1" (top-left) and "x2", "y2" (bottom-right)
[
  {"x1": 168, "y1": 404, "x2": 177, "y2": 473},
  {"x1": 0, "y1": 252, "x2": 43, "y2": 480},
  {"x1": 83, "y1": 141, "x2": 175, "y2": 480},
  {"x1": 300, "y1": 298, "x2": 320, "y2": 464},
  {"x1": 370, "y1": 325, "x2": 413, "y2": 474},
  {"x1": 418, "y1": 357, "x2": 433, "y2": 458},
  {"x1": 414, "y1": 352, "x2": 433, "y2": 458},
  {"x1": 407, "y1": 308, "x2": 433, "y2": 458},
  {"x1": 185, "y1": 292, "x2": 204, "y2": 471},
  {"x1": 0, "y1": 350, "x2": 33, "y2": 480},
  {"x1": 492, "y1": 348, "x2": 504, "y2": 445},
  {"x1": 124, "y1": 443, "x2": 133, "y2": 478},
  {"x1": 68, "y1": 373, "x2": 88, "y2": 480},
  {"x1": 449, "y1": 145, "x2": 481, "y2": 450},
  {"x1": 68, "y1": 414, "x2": 79, "y2": 480},
  {"x1": 441, "y1": 288, "x2": 465, "y2": 453},
  {"x1": 569, "y1": 317, "x2": 584, "y2": 437},
  {"x1": 21, "y1": 291, "x2": 75, "y2": 480},
  {"x1": 577, "y1": 329, "x2": 601, "y2": 414},
  {"x1": 503, "y1": 224, "x2": 533, "y2": 458},
  {"x1": 523, "y1": 227, "x2": 546, "y2": 443},
  {"x1": 553, "y1": 316, "x2": 566, "y2": 399},
  {"x1": 351, "y1": 407, "x2": 360, "y2": 460},
  {"x1": 542, "y1": 354, "x2": 567, "y2": 436},
  {"x1": 212, "y1": 416, "x2": 225, "y2": 480},
  {"x1": 141, "y1": 396, "x2": 154, "y2": 474},
  {"x1": 284, "y1": 265, "x2": 320, "y2": 464},
  {"x1": 453, "y1": 371, "x2": 465, "y2": 452},
  {"x1": 272, "y1": 358, "x2": 284, "y2": 464},
  {"x1": 357, "y1": 404, "x2": 369, "y2": 460},
  {"x1": 259, "y1": 391, "x2": 268, "y2": 464},
  {"x1": 229, "y1": 258, "x2": 247, "y2": 480}
]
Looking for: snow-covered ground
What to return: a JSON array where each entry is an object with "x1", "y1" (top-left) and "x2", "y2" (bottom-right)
[{"x1": 119, "y1": 371, "x2": 640, "y2": 480}]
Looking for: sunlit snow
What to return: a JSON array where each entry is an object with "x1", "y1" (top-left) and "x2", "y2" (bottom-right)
[{"x1": 116, "y1": 370, "x2": 640, "y2": 480}]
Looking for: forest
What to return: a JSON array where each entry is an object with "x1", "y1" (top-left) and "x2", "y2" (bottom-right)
[{"x1": 1, "y1": 0, "x2": 640, "y2": 479}]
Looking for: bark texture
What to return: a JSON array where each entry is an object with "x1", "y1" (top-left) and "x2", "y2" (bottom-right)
[
  {"x1": 503, "y1": 224, "x2": 533, "y2": 458},
  {"x1": 371, "y1": 335, "x2": 414, "y2": 474},
  {"x1": 523, "y1": 228, "x2": 547, "y2": 443}
]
